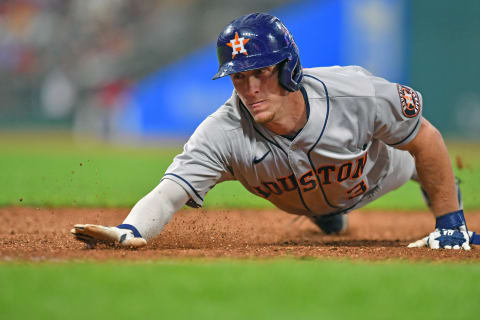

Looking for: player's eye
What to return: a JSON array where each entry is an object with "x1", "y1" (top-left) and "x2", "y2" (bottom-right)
[
  {"x1": 232, "y1": 73, "x2": 244, "y2": 80},
  {"x1": 254, "y1": 68, "x2": 268, "y2": 78},
  {"x1": 258, "y1": 66, "x2": 276, "y2": 77}
]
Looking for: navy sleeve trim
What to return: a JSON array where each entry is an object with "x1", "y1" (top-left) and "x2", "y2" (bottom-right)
[
  {"x1": 164, "y1": 173, "x2": 204, "y2": 201},
  {"x1": 388, "y1": 118, "x2": 421, "y2": 147},
  {"x1": 186, "y1": 198, "x2": 201, "y2": 208}
]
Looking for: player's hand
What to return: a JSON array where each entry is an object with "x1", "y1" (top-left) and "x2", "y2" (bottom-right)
[
  {"x1": 408, "y1": 229, "x2": 478, "y2": 250},
  {"x1": 71, "y1": 224, "x2": 147, "y2": 249},
  {"x1": 407, "y1": 210, "x2": 472, "y2": 250},
  {"x1": 408, "y1": 229, "x2": 471, "y2": 250}
]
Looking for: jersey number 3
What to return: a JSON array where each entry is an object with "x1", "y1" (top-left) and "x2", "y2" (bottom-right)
[{"x1": 346, "y1": 180, "x2": 368, "y2": 200}]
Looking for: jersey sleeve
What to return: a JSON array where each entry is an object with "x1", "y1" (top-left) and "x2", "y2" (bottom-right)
[
  {"x1": 162, "y1": 116, "x2": 234, "y2": 208},
  {"x1": 371, "y1": 75, "x2": 423, "y2": 147}
]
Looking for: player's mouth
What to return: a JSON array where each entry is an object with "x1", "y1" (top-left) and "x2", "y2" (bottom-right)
[{"x1": 249, "y1": 100, "x2": 267, "y2": 109}]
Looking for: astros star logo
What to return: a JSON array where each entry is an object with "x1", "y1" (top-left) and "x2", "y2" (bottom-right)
[
  {"x1": 227, "y1": 32, "x2": 250, "y2": 58},
  {"x1": 397, "y1": 84, "x2": 421, "y2": 118},
  {"x1": 401, "y1": 88, "x2": 414, "y2": 108}
]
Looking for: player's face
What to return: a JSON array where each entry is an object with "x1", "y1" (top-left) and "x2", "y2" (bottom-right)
[{"x1": 230, "y1": 65, "x2": 288, "y2": 124}]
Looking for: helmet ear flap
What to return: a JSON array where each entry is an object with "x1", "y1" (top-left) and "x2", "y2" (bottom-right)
[{"x1": 279, "y1": 56, "x2": 303, "y2": 92}]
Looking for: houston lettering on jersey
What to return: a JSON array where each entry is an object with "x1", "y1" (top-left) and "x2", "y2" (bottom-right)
[{"x1": 254, "y1": 152, "x2": 368, "y2": 198}]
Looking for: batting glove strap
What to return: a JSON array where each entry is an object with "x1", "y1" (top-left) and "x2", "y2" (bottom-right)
[
  {"x1": 435, "y1": 210, "x2": 465, "y2": 229},
  {"x1": 469, "y1": 232, "x2": 480, "y2": 245},
  {"x1": 117, "y1": 224, "x2": 143, "y2": 238}
]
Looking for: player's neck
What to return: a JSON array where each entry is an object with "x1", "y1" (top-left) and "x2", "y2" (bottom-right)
[{"x1": 264, "y1": 90, "x2": 307, "y2": 136}]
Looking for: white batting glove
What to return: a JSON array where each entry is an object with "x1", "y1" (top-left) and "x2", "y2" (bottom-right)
[
  {"x1": 407, "y1": 210, "x2": 472, "y2": 250},
  {"x1": 408, "y1": 230, "x2": 475, "y2": 250},
  {"x1": 71, "y1": 224, "x2": 147, "y2": 249}
]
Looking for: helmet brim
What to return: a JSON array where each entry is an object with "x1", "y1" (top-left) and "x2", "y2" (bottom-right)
[{"x1": 212, "y1": 51, "x2": 290, "y2": 80}]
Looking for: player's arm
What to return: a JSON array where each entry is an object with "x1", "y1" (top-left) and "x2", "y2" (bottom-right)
[
  {"x1": 400, "y1": 117, "x2": 479, "y2": 250},
  {"x1": 122, "y1": 179, "x2": 189, "y2": 240},
  {"x1": 71, "y1": 179, "x2": 189, "y2": 248},
  {"x1": 71, "y1": 116, "x2": 233, "y2": 248},
  {"x1": 398, "y1": 117, "x2": 458, "y2": 217},
  {"x1": 367, "y1": 75, "x2": 476, "y2": 250}
]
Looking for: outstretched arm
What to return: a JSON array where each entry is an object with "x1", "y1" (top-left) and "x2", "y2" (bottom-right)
[
  {"x1": 71, "y1": 179, "x2": 189, "y2": 248},
  {"x1": 122, "y1": 179, "x2": 189, "y2": 241}
]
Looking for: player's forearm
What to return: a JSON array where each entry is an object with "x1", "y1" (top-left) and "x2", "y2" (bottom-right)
[
  {"x1": 402, "y1": 119, "x2": 458, "y2": 216},
  {"x1": 414, "y1": 149, "x2": 458, "y2": 216},
  {"x1": 122, "y1": 179, "x2": 189, "y2": 241}
]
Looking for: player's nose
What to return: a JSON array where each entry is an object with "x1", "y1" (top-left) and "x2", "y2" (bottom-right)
[{"x1": 245, "y1": 75, "x2": 261, "y2": 97}]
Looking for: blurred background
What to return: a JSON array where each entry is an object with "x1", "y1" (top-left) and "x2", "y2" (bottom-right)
[{"x1": 1, "y1": 0, "x2": 479, "y2": 142}]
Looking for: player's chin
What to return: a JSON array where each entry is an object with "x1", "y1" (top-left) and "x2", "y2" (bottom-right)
[{"x1": 253, "y1": 112, "x2": 274, "y2": 124}]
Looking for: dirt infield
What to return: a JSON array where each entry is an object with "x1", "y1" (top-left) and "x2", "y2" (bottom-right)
[{"x1": 2, "y1": 207, "x2": 480, "y2": 262}]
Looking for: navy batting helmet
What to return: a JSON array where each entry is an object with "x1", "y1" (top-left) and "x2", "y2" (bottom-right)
[{"x1": 212, "y1": 13, "x2": 303, "y2": 92}]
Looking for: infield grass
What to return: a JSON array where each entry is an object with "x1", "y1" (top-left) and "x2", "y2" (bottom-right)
[
  {"x1": 1, "y1": 132, "x2": 479, "y2": 209},
  {"x1": 1, "y1": 260, "x2": 480, "y2": 320}
]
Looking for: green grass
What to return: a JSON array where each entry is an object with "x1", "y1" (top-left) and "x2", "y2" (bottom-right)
[
  {"x1": 0, "y1": 137, "x2": 180, "y2": 207},
  {"x1": 1, "y1": 134, "x2": 480, "y2": 319},
  {"x1": 1, "y1": 133, "x2": 479, "y2": 209},
  {"x1": 1, "y1": 260, "x2": 480, "y2": 320}
]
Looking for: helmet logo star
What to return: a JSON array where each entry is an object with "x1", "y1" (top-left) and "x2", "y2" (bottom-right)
[{"x1": 227, "y1": 32, "x2": 250, "y2": 58}]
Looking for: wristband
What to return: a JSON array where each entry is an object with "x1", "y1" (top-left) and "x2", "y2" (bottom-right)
[
  {"x1": 117, "y1": 224, "x2": 143, "y2": 238},
  {"x1": 470, "y1": 232, "x2": 480, "y2": 245},
  {"x1": 435, "y1": 210, "x2": 465, "y2": 229}
]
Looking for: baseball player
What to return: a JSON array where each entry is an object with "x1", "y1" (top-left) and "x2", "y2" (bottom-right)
[{"x1": 72, "y1": 13, "x2": 479, "y2": 250}]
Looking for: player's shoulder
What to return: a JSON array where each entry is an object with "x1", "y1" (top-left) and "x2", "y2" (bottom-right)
[
  {"x1": 198, "y1": 91, "x2": 244, "y2": 132},
  {"x1": 303, "y1": 66, "x2": 377, "y2": 98},
  {"x1": 190, "y1": 92, "x2": 252, "y2": 153}
]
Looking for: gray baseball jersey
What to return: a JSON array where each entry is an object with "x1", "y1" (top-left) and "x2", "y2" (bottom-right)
[{"x1": 163, "y1": 66, "x2": 423, "y2": 216}]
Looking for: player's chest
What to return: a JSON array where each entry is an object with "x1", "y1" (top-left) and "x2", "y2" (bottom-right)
[
  {"x1": 239, "y1": 98, "x2": 372, "y2": 191},
  {"x1": 241, "y1": 138, "x2": 369, "y2": 198}
]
